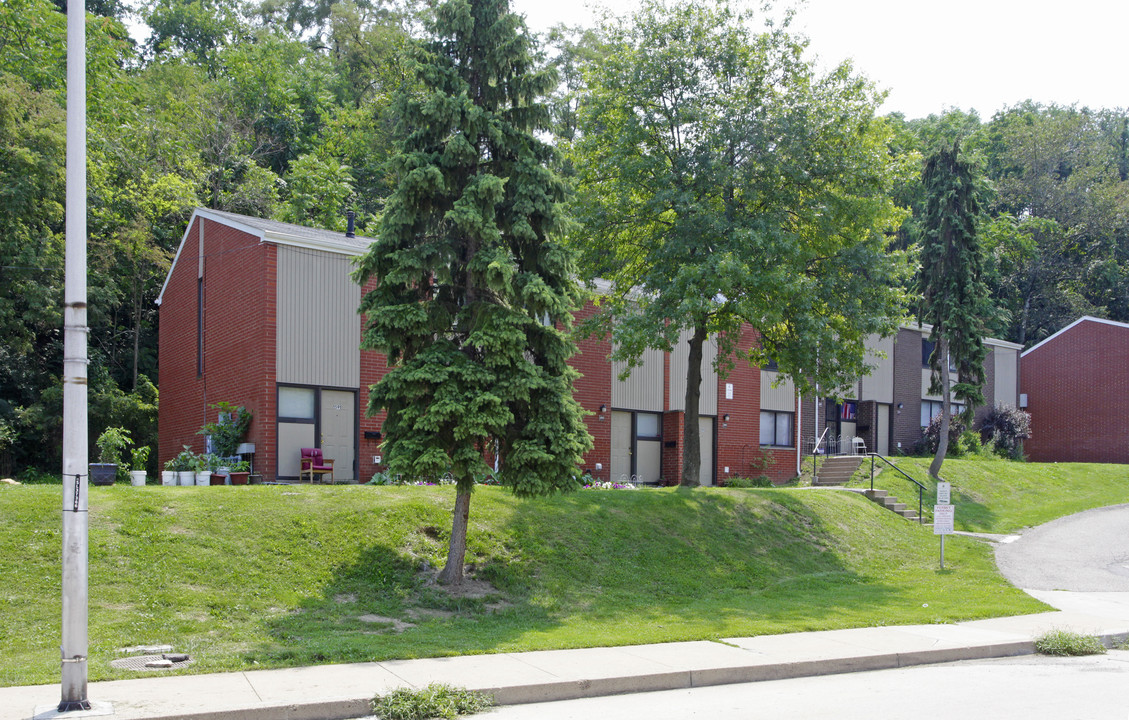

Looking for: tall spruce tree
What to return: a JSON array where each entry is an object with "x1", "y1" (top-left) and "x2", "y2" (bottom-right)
[
  {"x1": 355, "y1": 0, "x2": 592, "y2": 585},
  {"x1": 918, "y1": 140, "x2": 989, "y2": 479}
]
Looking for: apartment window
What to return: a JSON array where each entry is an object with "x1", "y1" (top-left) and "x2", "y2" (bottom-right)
[
  {"x1": 760, "y1": 410, "x2": 794, "y2": 447},
  {"x1": 921, "y1": 338, "x2": 956, "y2": 371},
  {"x1": 635, "y1": 412, "x2": 662, "y2": 439},
  {"x1": 840, "y1": 400, "x2": 857, "y2": 421},
  {"x1": 921, "y1": 400, "x2": 965, "y2": 428}
]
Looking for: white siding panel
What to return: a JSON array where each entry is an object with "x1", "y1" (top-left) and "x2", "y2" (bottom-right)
[
  {"x1": 276, "y1": 246, "x2": 361, "y2": 387},
  {"x1": 669, "y1": 330, "x2": 717, "y2": 414},
  {"x1": 859, "y1": 334, "x2": 895, "y2": 404},
  {"x1": 994, "y1": 347, "x2": 1019, "y2": 407},
  {"x1": 760, "y1": 371, "x2": 795, "y2": 411},
  {"x1": 612, "y1": 347, "x2": 664, "y2": 412}
]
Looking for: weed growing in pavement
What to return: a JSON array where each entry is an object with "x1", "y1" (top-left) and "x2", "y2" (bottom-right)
[
  {"x1": 1035, "y1": 629, "x2": 1107, "y2": 656},
  {"x1": 372, "y1": 683, "x2": 493, "y2": 720}
]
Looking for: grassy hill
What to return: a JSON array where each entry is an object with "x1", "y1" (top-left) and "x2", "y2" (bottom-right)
[
  {"x1": 2, "y1": 464, "x2": 1108, "y2": 687},
  {"x1": 845, "y1": 456, "x2": 1129, "y2": 531}
]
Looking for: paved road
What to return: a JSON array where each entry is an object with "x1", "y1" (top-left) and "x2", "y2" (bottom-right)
[
  {"x1": 477, "y1": 652, "x2": 1129, "y2": 720},
  {"x1": 996, "y1": 503, "x2": 1129, "y2": 592}
]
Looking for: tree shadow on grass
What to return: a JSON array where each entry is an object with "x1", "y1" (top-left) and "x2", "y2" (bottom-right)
[
  {"x1": 258, "y1": 537, "x2": 563, "y2": 667},
  {"x1": 257, "y1": 486, "x2": 996, "y2": 666}
]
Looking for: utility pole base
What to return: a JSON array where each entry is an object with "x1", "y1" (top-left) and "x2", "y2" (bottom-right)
[{"x1": 34, "y1": 700, "x2": 112, "y2": 719}]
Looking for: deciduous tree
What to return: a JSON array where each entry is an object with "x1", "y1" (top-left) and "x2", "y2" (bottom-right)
[{"x1": 569, "y1": 0, "x2": 909, "y2": 484}]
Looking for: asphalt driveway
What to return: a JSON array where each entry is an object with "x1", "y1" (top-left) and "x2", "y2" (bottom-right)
[{"x1": 995, "y1": 503, "x2": 1129, "y2": 592}]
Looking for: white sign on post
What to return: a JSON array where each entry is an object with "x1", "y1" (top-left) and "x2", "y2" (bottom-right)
[
  {"x1": 936, "y1": 481, "x2": 951, "y2": 505},
  {"x1": 933, "y1": 504, "x2": 954, "y2": 535}
]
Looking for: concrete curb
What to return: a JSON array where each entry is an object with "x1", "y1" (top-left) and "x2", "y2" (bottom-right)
[{"x1": 11, "y1": 616, "x2": 1129, "y2": 720}]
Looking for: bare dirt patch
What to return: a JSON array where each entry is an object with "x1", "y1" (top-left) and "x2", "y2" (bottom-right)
[{"x1": 357, "y1": 614, "x2": 416, "y2": 632}]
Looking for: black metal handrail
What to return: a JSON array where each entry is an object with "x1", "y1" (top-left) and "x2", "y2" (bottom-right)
[{"x1": 867, "y1": 453, "x2": 928, "y2": 524}]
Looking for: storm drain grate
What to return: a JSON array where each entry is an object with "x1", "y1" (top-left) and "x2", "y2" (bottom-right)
[{"x1": 110, "y1": 654, "x2": 193, "y2": 672}]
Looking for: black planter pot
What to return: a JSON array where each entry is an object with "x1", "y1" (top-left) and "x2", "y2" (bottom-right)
[{"x1": 89, "y1": 463, "x2": 118, "y2": 486}]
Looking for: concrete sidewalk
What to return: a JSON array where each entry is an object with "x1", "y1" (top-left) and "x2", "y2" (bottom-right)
[{"x1": 5, "y1": 590, "x2": 1129, "y2": 720}]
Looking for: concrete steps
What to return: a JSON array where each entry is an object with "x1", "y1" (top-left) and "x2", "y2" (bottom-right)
[
  {"x1": 812, "y1": 455, "x2": 864, "y2": 486},
  {"x1": 864, "y1": 488, "x2": 921, "y2": 521}
]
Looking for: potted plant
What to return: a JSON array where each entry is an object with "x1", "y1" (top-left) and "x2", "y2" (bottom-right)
[
  {"x1": 204, "y1": 454, "x2": 227, "y2": 485},
  {"x1": 161, "y1": 456, "x2": 178, "y2": 486},
  {"x1": 129, "y1": 445, "x2": 150, "y2": 486},
  {"x1": 197, "y1": 402, "x2": 252, "y2": 458},
  {"x1": 91, "y1": 427, "x2": 131, "y2": 486},
  {"x1": 170, "y1": 446, "x2": 197, "y2": 486},
  {"x1": 227, "y1": 459, "x2": 251, "y2": 485},
  {"x1": 193, "y1": 452, "x2": 211, "y2": 487}
]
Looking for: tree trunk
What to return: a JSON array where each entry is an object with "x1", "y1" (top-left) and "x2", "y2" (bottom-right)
[
  {"x1": 929, "y1": 337, "x2": 951, "y2": 480},
  {"x1": 437, "y1": 485, "x2": 472, "y2": 586},
  {"x1": 680, "y1": 324, "x2": 707, "y2": 487}
]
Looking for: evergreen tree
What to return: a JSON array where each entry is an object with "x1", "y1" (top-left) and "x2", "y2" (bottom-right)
[
  {"x1": 918, "y1": 140, "x2": 989, "y2": 479},
  {"x1": 355, "y1": 0, "x2": 592, "y2": 585}
]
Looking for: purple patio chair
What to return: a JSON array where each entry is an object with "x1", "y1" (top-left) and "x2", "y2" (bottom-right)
[{"x1": 299, "y1": 447, "x2": 334, "y2": 484}]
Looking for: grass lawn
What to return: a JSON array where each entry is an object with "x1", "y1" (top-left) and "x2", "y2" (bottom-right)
[
  {"x1": 0, "y1": 478, "x2": 1052, "y2": 687},
  {"x1": 845, "y1": 456, "x2": 1129, "y2": 532}
]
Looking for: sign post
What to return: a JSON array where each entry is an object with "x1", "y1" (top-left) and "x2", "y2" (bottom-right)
[{"x1": 933, "y1": 501, "x2": 954, "y2": 570}]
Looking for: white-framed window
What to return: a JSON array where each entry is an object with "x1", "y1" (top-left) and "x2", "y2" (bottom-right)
[
  {"x1": 760, "y1": 410, "x2": 794, "y2": 447},
  {"x1": 921, "y1": 400, "x2": 965, "y2": 428}
]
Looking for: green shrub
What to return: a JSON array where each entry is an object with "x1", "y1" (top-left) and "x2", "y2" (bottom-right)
[
  {"x1": 372, "y1": 684, "x2": 493, "y2": 720},
  {"x1": 724, "y1": 475, "x2": 773, "y2": 488},
  {"x1": 951, "y1": 428, "x2": 982, "y2": 456},
  {"x1": 1034, "y1": 629, "x2": 1106, "y2": 656},
  {"x1": 978, "y1": 404, "x2": 1031, "y2": 459},
  {"x1": 368, "y1": 470, "x2": 396, "y2": 485},
  {"x1": 917, "y1": 412, "x2": 967, "y2": 455}
]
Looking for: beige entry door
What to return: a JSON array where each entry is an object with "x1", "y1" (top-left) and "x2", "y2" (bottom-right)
[
  {"x1": 876, "y1": 404, "x2": 890, "y2": 456},
  {"x1": 320, "y1": 389, "x2": 356, "y2": 481},
  {"x1": 611, "y1": 411, "x2": 632, "y2": 484},
  {"x1": 698, "y1": 416, "x2": 714, "y2": 486}
]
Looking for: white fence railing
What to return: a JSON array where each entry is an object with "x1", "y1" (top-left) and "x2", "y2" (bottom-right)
[{"x1": 804, "y1": 434, "x2": 867, "y2": 457}]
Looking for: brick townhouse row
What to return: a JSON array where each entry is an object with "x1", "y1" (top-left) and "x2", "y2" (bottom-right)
[{"x1": 157, "y1": 209, "x2": 1024, "y2": 485}]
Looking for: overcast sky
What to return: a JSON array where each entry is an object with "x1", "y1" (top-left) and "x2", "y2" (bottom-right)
[{"x1": 512, "y1": 0, "x2": 1128, "y2": 120}]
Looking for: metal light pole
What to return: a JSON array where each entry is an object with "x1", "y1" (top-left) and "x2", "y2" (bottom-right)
[{"x1": 60, "y1": 0, "x2": 90, "y2": 710}]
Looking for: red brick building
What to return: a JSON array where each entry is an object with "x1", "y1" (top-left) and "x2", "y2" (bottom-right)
[
  {"x1": 1020, "y1": 316, "x2": 1129, "y2": 463},
  {"x1": 158, "y1": 209, "x2": 798, "y2": 486}
]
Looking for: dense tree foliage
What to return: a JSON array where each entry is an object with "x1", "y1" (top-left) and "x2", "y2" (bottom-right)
[
  {"x1": 568, "y1": 0, "x2": 910, "y2": 484},
  {"x1": 917, "y1": 140, "x2": 990, "y2": 479},
  {"x1": 2, "y1": 0, "x2": 1129, "y2": 480}
]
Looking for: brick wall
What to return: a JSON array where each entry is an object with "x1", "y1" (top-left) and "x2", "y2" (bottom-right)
[
  {"x1": 1022, "y1": 320, "x2": 1129, "y2": 463},
  {"x1": 568, "y1": 302, "x2": 614, "y2": 482},
  {"x1": 158, "y1": 218, "x2": 275, "y2": 474},
  {"x1": 715, "y1": 327, "x2": 787, "y2": 483},
  {"x1": 892, "y1": 327, "x2": 924, "y2": 453}
]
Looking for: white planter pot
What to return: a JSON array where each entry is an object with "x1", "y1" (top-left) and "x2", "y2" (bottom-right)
[
  {"x1": 130, "y1": 470, "x2": 147, "y2": 487},
  {"x1": 178, "y1": 471, "x2": 194, "y2": 486},
  {"x1": 194, "y1": 471, "x2": 210, "y2": 486},
  {"x1": 161, "y1": 470, "x2": 177, "y2": 486}
]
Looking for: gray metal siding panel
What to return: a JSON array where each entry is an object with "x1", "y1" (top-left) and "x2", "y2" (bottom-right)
[
  {"x1": 760, "y1": 371, "x2": 795, "y2": 411},
  {"x1": 669, "y1": 331, "x2": 717, "y2": 414},
  {"x1": 859, "y1": 334, "x2": 895, "y2": 404},
  {"x1": 276, "y1": 246, "x2": 361, "y2": 387},
  {"x1": 994, "y1": 347, "x2": 1018, "y2": 407},
  {"x1": 612, "y1": 347, "x2": 664, "y2": 412}
]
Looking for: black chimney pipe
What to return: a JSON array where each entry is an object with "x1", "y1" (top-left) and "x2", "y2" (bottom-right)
[{"x1": 346, "y1": 210, "x2": 356, "y2": 238}]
